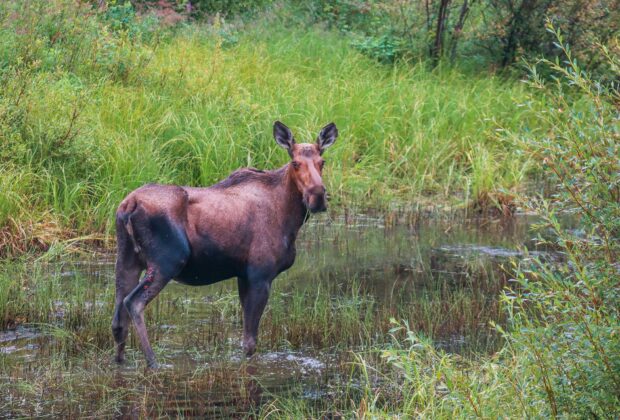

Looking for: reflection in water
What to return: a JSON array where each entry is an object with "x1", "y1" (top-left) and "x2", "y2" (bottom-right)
[
  {"x1": 109, "y1": 355, "x2": 322, "y2": 418},
  {"x1": 0, "y1": 213, "x2": 557, "y2": 417}
]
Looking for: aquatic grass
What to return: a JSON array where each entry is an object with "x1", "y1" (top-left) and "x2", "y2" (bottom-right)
[
  {"x1": 1, "y1": 348, "x2": 275, "y2": 418},
  {"x1": 0, "y1": 259, "x2": 185, "y2": 358},
  {"x1": 260, "y1": 320, "x2": 548, "y2": 419},
  {"x1": 0, "y1": 214, "x2": 544, "y2": 416},
  {"x1": 264, "y1": 277, "x2": 377, "y2": 349}
]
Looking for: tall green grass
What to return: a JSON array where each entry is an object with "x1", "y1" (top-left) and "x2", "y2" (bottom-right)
[{"x1": 0, "y1": 0, "x2": 549, "y2": 255}]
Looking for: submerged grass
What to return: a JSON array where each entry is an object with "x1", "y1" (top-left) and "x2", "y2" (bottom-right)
[{"x1": 0, "y1": 0, "x2": 549, "y2": 255}]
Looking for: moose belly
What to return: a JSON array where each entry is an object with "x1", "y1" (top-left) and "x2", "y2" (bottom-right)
[{"x1": 175, "y1": 255, "x2": 243, "y2": 286}]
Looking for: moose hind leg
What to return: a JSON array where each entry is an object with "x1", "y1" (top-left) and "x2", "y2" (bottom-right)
[
  {"x1": 121, "y1": 205, "x2": 190, "y2": 368},
  {"x1": 112, "y1": 226, "x2": 143, "y2": 364},
  {"x1": 124, "y1": 244, "x2": 189, "y2": 367},
  {"x1": 123, "y1": 267, "x2": 174, "y2": 368},
  {"x1": 112, "y1": 269, "x2": 140, "y2": 363}
]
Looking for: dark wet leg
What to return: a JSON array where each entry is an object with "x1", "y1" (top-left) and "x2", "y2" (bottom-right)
[
  {"x1": 112, "y1": 253, "x2": 142, "y2": 364},
  {"x1": 238, "y1": 277, "x2": 271, "y2": 356},
  {"x1": 123, "y1": 267, "x2": 171, "y2": 368},
  {"x1": 117, "y1": 210, "x2": 190, "y2": 368}
]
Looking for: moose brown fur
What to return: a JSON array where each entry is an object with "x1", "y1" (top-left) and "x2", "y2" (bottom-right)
[{"x1": 112, "y1": 121, "x2": 338, "y2": 368}]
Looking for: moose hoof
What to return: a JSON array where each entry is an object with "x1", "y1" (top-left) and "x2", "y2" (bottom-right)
[
  {"x1": 243, "y1": 339, "x2": 256, "y2": 357},
  {"x1": 146, "y1": 360, "x2": 160, "y2": 370}
]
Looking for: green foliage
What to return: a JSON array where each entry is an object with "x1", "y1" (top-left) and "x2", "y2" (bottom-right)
[
  {"x1": 102, "y1": 2, "x2": 161, "y2": 40},
  {"x1": 481, "y1": 0, "x2": 620, "y2": 72},
  {"x1": 103, "y1": 2, "x2": 138, "y2": 32},
  {"x1": 304, "y1": 0, "x2": 619, "y2": 75},
  {"x1": 305, "y1": 0, "x2": 430, "y2": 63},
  {"x1": 160, "y1": 0, "x2": 274, "y2": 17},
  {"x1": 0, "y1": 0, "x2": 544, "y2": 254},
  {"x1": 351, "y1": 33, "x2": 404, "y2": 64},
  {"x1": 501, "y1": 23, "x2": 620, "y2": 416}
]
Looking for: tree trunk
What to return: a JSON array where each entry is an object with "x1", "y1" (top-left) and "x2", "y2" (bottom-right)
[
  {"x1": 501, "y1": 0, "x2": 552, "y2": 67},
  {"x1": 425, "y1": 0, "x2": 433, "y2": 57},
  {"x1": 432, "y1": 0, "x2": 452, "y2": 65},
  {"x1": 449, "y1": 0, "x2": 473, "y2": 62}
]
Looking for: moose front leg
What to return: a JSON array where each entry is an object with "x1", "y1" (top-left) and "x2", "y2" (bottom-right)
[{"x1": 238, "y1": 276, "x2": 272, "y2": 356}]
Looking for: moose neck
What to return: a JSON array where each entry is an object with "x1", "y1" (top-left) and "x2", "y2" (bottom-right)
[{"x1": 280, "y1": 163, "x2": 309, "y2": 235}]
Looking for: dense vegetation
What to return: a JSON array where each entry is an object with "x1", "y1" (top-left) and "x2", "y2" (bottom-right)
[
  {"x1": 129, "y1": 1, "x2": 619, "y2": 72},
  {"x1": 0, "y1": 0, "x2": 618, "y2": 417},
  {"x1": 312, "y1": 28, "x2": 620, "y2": 417},
  {"x1": 305, "y1": 0, "x2": 619, "y2": 73},
  {"x1": 0, "y1": 0, "x2": 558, "y2": 255}
]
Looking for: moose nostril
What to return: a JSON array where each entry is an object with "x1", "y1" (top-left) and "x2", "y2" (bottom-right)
[{"x1": 309, "y1": 186, "x2": 325, "y2": 196}]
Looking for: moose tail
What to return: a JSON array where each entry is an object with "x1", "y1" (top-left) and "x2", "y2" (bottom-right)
[{"x1": 116, "y1": 197, "x2": 141, "y2": 254}]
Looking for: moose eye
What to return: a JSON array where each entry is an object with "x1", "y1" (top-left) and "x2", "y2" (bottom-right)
[{"x1": 292, "y1": 161, "x2": 301, "y2": 169}]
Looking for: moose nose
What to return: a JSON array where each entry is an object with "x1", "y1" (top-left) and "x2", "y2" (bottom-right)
[
  {"x1": 307, "y1": 186, "x2": 327, "y2": 213},
  {"x1": 308, "y1": 186, "x2": 326, "y2": 196}
]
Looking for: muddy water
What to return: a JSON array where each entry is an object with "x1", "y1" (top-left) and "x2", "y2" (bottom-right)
[{"x1": 0, "y1": 213, "x2": 554, "y2": 417}]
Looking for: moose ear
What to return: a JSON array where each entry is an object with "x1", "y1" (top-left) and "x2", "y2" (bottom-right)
[
  {"x1": 273, "y1": 121, "x2": 295, "y2": 155},
  {"x1": 317, "y1": 122, "x2": 338, "y2": 153}
]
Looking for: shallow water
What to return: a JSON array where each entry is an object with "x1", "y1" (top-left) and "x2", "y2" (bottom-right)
[{"x1": 0, "y1": 212, "x2": 556, "y2": 417}]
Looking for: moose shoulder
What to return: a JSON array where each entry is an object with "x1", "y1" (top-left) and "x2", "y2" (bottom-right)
[{"x1": 112, "y1": 121, "x2": 338, "y2": 368}]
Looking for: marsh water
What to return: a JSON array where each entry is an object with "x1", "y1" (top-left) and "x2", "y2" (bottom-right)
[{"x1": 0, "y1": 212, "x2": 557, "y2": 417}]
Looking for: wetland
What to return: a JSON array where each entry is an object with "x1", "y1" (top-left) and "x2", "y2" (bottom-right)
[{"x1": 0, "y1": 212, "x2": 554, "y2": 417}]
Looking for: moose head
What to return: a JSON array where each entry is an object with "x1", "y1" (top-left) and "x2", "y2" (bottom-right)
[{"x1": 273, "y1": 121, "x2": 338, "y2": 213}]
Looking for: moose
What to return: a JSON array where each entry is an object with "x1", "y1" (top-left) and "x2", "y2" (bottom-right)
[{"x1": 112, "y1": 121, "x2": 338, "y2": 368}]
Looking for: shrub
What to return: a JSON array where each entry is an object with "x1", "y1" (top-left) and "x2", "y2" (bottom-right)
[
  {"x1": 503, "y1": 23, "x2": 620, "y2": 416},
  {"x1": 304, "y1": 0, "x2": 620, "y2": 77}
]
